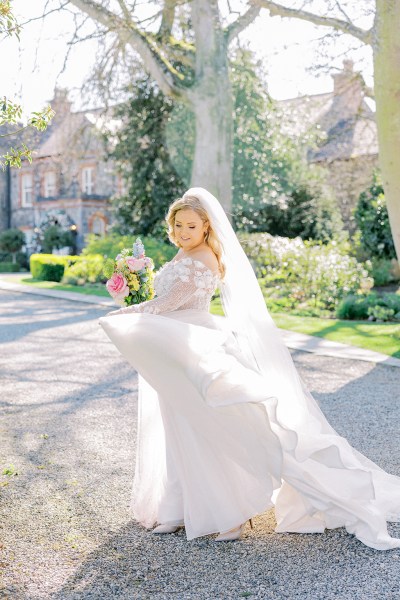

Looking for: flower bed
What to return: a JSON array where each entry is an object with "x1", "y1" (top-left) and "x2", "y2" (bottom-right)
[{"x1": 239, "y1": 233, "x2": 372, "y2": 316}]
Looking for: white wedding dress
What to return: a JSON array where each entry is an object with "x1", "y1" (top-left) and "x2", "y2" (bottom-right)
[{"x1": 99, "y1": 255, "x2": 400, "y2": 550}]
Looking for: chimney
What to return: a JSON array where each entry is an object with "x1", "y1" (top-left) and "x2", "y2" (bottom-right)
[
  {"x1": 331, "y1": 60, "x2": 363, "y2": 117},
  {"x1": 49, "y1": 87, "x2": 72, "y2": 122}
]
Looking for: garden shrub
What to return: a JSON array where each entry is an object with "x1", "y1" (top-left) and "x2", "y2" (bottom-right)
[
  {"x1": 62, "y1": 254, "x2": 106, "y2": 285},
  {"x1": 40, "y1": 263, "x2": 65, "y2": 282},
  {"x1": 239, "y1": 232, "x2": 372, "y2": 314},
  {"x1": 0, "y1": 228, "x2": 25, "y2": 263},
  {"x1": 368, "y1": 257, "x2": 400, "y2": 287},
  {"x1": 354, "y1": 173, "x2": 396, "y2": 259},
  {"x1": 0, "y1": 262, "x2": 21, "y2": 272},
  {"x1": 42, "y1": 225, "x2": 75, "y2": 254},
  {"x1": 82, "y1": 234, "x2": 175, "y2": 269},
  {"x1": 336, "y1": 292, "x2": 400, "y2": 321},
  {"x1": 30, "y1": 254, "x2": 80, "y2": 281}
]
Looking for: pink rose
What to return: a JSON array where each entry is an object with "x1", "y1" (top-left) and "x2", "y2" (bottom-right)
[
  {"x1": 126, "y1": 257, "x2": 146, "y2": 271},
  {"x1": 106, "y1": 273, "x2": 130, "y2": 303}
]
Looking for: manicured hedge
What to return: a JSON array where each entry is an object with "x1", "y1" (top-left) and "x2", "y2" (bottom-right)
[
  {"x1": 0, "y1": 262, "x2": 21, "y2": 273},
  {"x1": 29, "y1": 254, "x2": 80, "y2": 282}
]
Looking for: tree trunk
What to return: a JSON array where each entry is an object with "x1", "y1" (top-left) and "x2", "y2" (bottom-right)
[
  {"x1": 373, "y1": 0, "x2": 400, "y2": 262},
  {"x1": 189, "y1": 75, "x2": 233, "y2": 214},
  {"x1": 189, "y1": 0, "x2": 233, "y2": 214}
]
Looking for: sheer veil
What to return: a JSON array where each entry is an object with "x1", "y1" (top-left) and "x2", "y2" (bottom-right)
[{"x1": 184, "y1": 187, "x2": 400, "y2": 548}]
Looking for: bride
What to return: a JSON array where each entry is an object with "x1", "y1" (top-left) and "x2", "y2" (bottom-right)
[{"x1": 99, "y1": 187, "x2": 400, "y2": 549}]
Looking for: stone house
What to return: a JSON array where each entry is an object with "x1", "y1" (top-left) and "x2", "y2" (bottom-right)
[
  {"x1": 0, "y1": 64, "x2": 379, "y2": 249},
  {"x1": 0, "y1": 89, "x2": 120, "y2": 253},
  {"x1": 279, "y1": 60, "x2": 378, "y2": 232}
]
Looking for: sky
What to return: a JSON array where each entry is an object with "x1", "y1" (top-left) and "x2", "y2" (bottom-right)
[{"x1": 1, "y1": 0, "x2": 374, "y2": 115}]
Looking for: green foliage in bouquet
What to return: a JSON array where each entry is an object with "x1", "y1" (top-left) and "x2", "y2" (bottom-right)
[{"x1": 104, "y1": 238, "x2": 155, "y2": 306}]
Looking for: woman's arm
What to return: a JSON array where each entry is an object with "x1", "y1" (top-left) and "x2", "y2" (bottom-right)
[{"x1": 106, "y1": 275, "x2": 199, "y2": 317}]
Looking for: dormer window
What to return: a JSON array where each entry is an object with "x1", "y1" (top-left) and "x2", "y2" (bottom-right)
[
  {"x1": 82, "y1": 166, "x2": 95, "y2": 195},
  {"x1": 44, "y1": 171, "x2": 56, "y2": 197}
]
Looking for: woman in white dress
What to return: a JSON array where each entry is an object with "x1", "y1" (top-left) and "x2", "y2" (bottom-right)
[{"x1": 99, "y1": 187, "x2": 400, "y2": 549}]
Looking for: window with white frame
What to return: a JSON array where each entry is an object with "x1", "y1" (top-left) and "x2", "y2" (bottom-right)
[
  {"x1": 44, "y1": 171, "x2": 56, "y2": 197},
  {"x1": 21, "y1": 173, "x2": 33, "y2": 207},
  {"x1": 82, "y1": 166, "x2": 95, "y2": 195}
]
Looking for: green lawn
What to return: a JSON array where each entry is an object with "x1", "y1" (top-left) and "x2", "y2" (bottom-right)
[
  {"x1": 2, "y1": 274, "x2": 110, "y2": 297},
  {"x1": 271, "y1": 313, "x2": 400, "y2": 359},
  {"x1": 210, "y1": 298, "x2": 400, "y2": 359},
  {"x1": 3, "y1": 275, "x2": 400, "y2": 358}
]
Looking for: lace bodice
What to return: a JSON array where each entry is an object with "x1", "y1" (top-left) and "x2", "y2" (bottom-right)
[{"x1": 110, "y1": 256, "x2": 221, "y2": 316}]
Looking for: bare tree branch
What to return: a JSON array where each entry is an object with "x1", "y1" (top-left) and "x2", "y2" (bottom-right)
[
  {"x1": 225, "y1": 4, "x2": 261, "y2": 44},
  {"x1": 158, "y1": 0, "x2": 177, "y2": 38},
  {"x1": 252, "y1": 0, "x2": 373, "y2": 45},
  {"x1": 68, "y1": 0, "x2": 186, "y2": 99},
  {"x1": 116, "y1": 0, "x2": 131, "y2": 22},
  {"x1": 334, "y1": 0, "x2": 352, "y2": 25}
]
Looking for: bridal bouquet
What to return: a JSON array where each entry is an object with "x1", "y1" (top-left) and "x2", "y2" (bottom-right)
[{"x1": 103, "y1": 238, "x2": 155, "y2": 306}]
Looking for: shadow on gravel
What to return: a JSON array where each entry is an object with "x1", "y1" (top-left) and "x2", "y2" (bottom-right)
[
  {"x1": 51, "y1": 517, "x2": 400, "y2": 600},
  {"x1": 0, "y1": 304, "x2": 109, "y2": 344},
  {"x1": 300, "y1": 360, "x2": 400, "y2": 477}
]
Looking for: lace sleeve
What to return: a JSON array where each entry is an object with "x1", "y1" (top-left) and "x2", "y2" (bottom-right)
[{"x1": 106, "y1": 258, "x2": 218, "y2": 316}]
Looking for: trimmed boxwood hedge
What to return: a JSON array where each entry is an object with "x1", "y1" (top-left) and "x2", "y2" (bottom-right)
[
  {"x1": 0, "y1": 262, "x2": 21, "y2": 273},
  {"x1": 29, "y1": 254, "x2": 81, "y2": 282}
]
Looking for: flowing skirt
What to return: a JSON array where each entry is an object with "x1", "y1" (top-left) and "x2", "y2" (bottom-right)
[{"x1": 99, "y1": 308, "x2": 400, "y2": 550}]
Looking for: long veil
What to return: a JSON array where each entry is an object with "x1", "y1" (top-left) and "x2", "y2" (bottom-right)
[{"x1": 183, "y1": 187, "x2": 400, "y2": 549}]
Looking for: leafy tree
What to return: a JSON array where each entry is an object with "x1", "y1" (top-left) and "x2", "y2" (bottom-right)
[
  {"x1": 284, "y1": 185, "x2": 343, "y2": 242},
  {"x1": 107, "y1": 77, "x2": 185, "y2": 238},
  {"x1": 65, "y1": 0, "x2": 266, "y2": 214},
  {"x1": 355, "y1": 173, "x2": 395, "y2": 259},
  {"x1": 111, "y1": 47, "x2": 342, "y2": 240},
  {"x1": 230, "y1": 47, "x2": 342, "y2": 239},
  {"x1": 257, "y1": 0, "x2": 400, "y2": 260},
  {"x1": 0, "y1": 0, "x2": 54, "y2": 168},
  {"x1": 0, "y1": 227, "x2": 25, "y2": 262}
]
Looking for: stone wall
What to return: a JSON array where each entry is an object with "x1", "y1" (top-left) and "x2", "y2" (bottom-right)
[{"x1": 321, "y1": 154, "x2": 379, "y2": 233}]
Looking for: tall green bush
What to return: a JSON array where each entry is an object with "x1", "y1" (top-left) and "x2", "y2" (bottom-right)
[
  {"x1": 354, "y1": 173, "x2": 395, "y2": 259},
  {"x1": 0, "y1": 228, "x2": 25, "y2": 263},
  {"x1": 82, "y1": 233, "x2": 175, "y2": 269},
  {"x1": 105, "y1": 77, "x2": 185, "y2": 236},
  {"x1": 42, "y1": 225, "x2": 75, "y2": 254}
]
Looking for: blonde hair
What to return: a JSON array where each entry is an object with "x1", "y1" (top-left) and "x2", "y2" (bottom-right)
[{"x1": 166, "y1": 195, "x2": 226, "y2": 279}]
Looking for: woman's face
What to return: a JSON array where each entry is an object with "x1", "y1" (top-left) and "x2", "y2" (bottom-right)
[{"x1": 174, "y1": 208, "x2": 208, "y2": 252}]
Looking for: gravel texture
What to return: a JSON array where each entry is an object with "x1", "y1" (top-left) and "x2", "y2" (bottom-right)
[{"x1": 0, "y1": 290, "x2": 399, "y2": 600}]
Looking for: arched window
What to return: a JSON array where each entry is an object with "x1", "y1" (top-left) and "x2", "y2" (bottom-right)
[{"x1": 91, "y1": 216, "x2": 106, "y2": 236}]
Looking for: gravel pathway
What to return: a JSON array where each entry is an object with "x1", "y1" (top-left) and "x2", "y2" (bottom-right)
[{"x1": 1, "y1": 290, "x2": 399, "y2": 600}]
